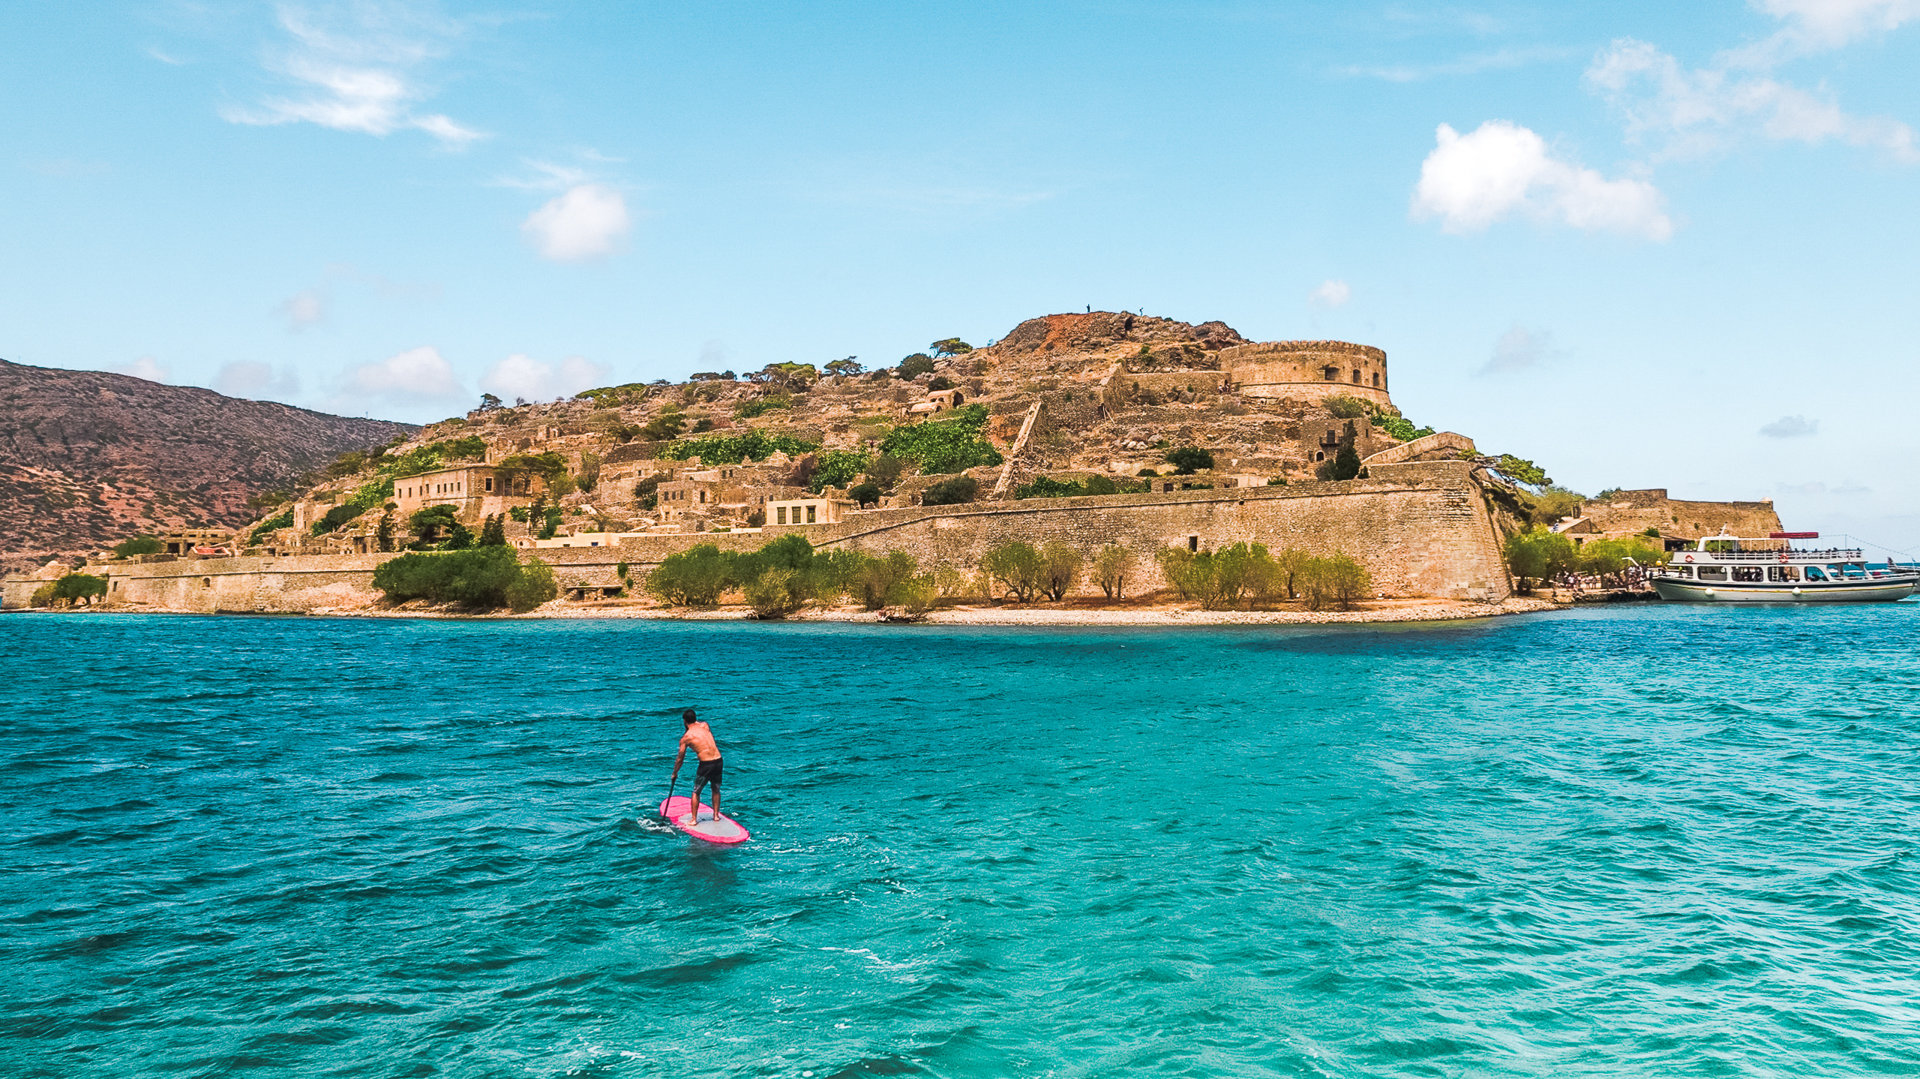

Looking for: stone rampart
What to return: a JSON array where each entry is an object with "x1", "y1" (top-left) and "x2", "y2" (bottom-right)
[
  {"x1": 1, "y1": 462, "x2": 1512, "y2": 609},
  {"x1": 1363, "y1": 431, "x2": 1477, "y2": 466},
  {"x1": 1222, "y1": 340, "x2": 1391, "y2": 406},
  {"x1": 1581, "y1": 494, "x2": 1783, "y2": 540}
]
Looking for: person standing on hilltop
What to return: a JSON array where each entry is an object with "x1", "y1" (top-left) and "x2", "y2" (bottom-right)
[{"x1": 671, "y1": 709, "x2": 724, "y2": 824}]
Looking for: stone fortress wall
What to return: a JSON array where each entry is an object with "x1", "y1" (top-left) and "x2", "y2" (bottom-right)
[
  {"x1": 1576, "y1": 489, "x2": 1783, "y2": 540},
  {"x1": 3, "y1": 461, "x2": 1513, "y2": 612},
  {"x1": 1221, "y1": 341, "x2": 1391, "y2": 406}
]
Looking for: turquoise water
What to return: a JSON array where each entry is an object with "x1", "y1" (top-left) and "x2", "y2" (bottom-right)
[{"x1": 4, "y1": 607, "x2": 1920, "y2": 1078}]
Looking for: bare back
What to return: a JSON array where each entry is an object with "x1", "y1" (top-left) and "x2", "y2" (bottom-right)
[{"x1": 680, "y1": 722, "x2": 720, "y2": 761}]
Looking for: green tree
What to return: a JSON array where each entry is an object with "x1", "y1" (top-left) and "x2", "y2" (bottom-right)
[
  {"x1": 646, "y1": 544, "x2": 737, "y2": 606},
  {"x1": 409, "y1": 505, "x2": 459, "y2": 546},
  {"x1": 1165, "y1": 446, "x2": 1215, "y2": 475},
  {"x1": 897, "y1": 353, "x2": 936, "y2": 378},
  {"x1": 867, "y1": 454, "x2": 907, "y2": 490},
  {"x1": 1493, "y1": 454, "x2": 1551, "y2": 488},
  {"x1": 1331, "y1": 441, "x2": 1363, "y2": 482},
  {"x1": 1502, "y1": 528, "x2": 1578, "y2": 593},
  {"x1": 744, "y1": 567, "x2": 808, "y2": 618},
  {"x1": 920, "y1": 475, "x2": 979, "y2": 505},
  {"x1": 375, "y1": 510, "x2": 396, "y2": 553},
  {"x1": 444, "y1": 520, "x2": 475, "y2": 550},
  {"x1": 49, "y1": 573, "x2": 109, "y2": 606},
  {"x1": 809, "y1": 449, "x2": 872, "y2": 493},
  {"x1": 578, "y1": 452, "x2": 602, "y2": 492},
  {"x1": 479, "y1": 514, "x2": 508, "y2": 547},
  {"x1": 311, "y1": 503, "x2": 366, "y2": 535},
  {"x1": 1298, "y1": 555, "x2": 1371, "y2": 611},
  {"x1": 111, "y1": 536, "x2": 163, "y2": 557},
  {"x1": 929, "y1": 338, "x2": 973, "y2": 357},
  {"x1": 372, "y1": 547, "x2": 529, "y2": 609},
  {"x1": 824, "y1": 356, "x2": 864, "y2": 377},
  {"x1": 640, "y1": 411, "x2": 688, "y2": 441},
  {"x1": 1039, "y1": 542, "x2": 1082, "y2": 601},
  {"x1": 982, "y1": 541, "x2": 1045, "y2": 602},
  {"x1": 1093, "y1": 544, "x2": 1130, "y2": 599},
  {"x1": 479, "y1": 392, "x2": 502, "y2": 410},
  {"x1": 505, "y1": 558, "x2": 558, "y2": 612},
  {"x1": 853, "y1": 551, "x2": 920, "y2": 610},
  {"x1": 849, "y1": 482, "x2": 882, "y2": 508}
]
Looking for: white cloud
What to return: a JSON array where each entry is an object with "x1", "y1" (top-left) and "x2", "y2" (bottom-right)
[
  {"x1": 1308, "y1": 279, "x2": 1352, "y2": 308},
  {"x1": 521, "y1": 184, "x2": 631, "y2": 262},
  {"x1": 1481, "y1": 325, "x2": 1563, "y2": 374},
  {"x1": 345, "y1": 345, "x2": 464, "y2": 404},
  {"x1": 213, "y1": 361, "x2": 302, "y2": 400},
  {"x1": 480, "y1": 354, "x2": 609, "y2": 403},
  {"x1": 1587, "y1": 38, "x2": 1919, "y2": 162},
  {"x1": 1745, "y1": 0, "x2": 1920, "y2": 58},
  {"x1": 222, "y1": 4, "x2": 483, "y2": 147},
  {"x1": 1411, "y1": 121, "x2": 1673, "y2": 239},
  {"x1": 113, "y1": 356, "x2": 170, "y2": 383},
  {"x1": 1760, "y1": 414, "x2": 1820, "y2": 437},
  {"x1": 278, "y1": 288, "x2": 327, "y2": 330}
]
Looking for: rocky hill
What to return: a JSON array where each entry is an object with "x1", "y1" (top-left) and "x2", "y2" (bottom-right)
[
  {"x1": 259, "y1": 311, "x2": 1452, "y2": 551},
  {"x1": 0, "y1": 359, "x2": 415, "y2": 568}
]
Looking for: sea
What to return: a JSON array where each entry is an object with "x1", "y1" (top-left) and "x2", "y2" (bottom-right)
[{"x1": 3, "y1": 605, "x2": 1918, "y2": 1078}]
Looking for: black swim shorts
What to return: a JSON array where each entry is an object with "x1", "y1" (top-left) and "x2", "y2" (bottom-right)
[{"x1": 695, "y1": 757, "x2": 723, "y2": 785}]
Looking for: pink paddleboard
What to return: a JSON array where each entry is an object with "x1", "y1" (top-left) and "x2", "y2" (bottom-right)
[{"x1": 660, "y1": 796, "x2": 751, "y2": 845}]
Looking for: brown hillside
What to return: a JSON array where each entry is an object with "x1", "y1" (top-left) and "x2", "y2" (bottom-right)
[{"x1": 0, "y1": 359, "x2": 415, "y2": 567}]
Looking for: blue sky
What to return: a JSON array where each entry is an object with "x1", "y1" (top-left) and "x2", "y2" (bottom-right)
[{"x1": 5, "y1": 1, "x2": 1919, "y2": 550}]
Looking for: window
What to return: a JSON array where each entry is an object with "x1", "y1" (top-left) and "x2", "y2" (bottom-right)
[
  {"x1": 1188, "y1": 535, "x2": 1200, "y2": 552},
  {"x1": 1372, "y1": 373, "x2": 1381, "y2": 388},
  {"x1": 1733, "y1": 567, "x2": 1762, "y2": 582},
  {"x1": 1768, "y1": 566, "x2": 1800, "y2": 582},
  {"x1": 1676, "y1": 566, "x2": 1694, "y2": 578},
  {"x1": 1696, "y1": 566, "x2": 1728, "y2": 582},
  {"x1": 485, "y1": 478, "x2": 494, "y2": 492},
  {"x1": 1322, "y1": 366, "x2": 1337, "y2": 381},
  {"x1": 777, "y1": 507, "x2": 787, "y2": 524},
  {"x1": 1806, "y1": 566, "x2": 1829, "y2": 581},
  {"x1": 1351, "y1": 370, "x2": 1361, "y2": 383},
  {"x1": 807, "y1": 505, "x2": 817, "y2": 523}
]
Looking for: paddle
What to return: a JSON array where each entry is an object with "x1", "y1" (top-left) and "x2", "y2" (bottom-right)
[{"x1": 661, "y1": 771, "x2": 678, "y2": 820}]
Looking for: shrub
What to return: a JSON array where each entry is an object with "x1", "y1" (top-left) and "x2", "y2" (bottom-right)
[
  {"x1": 1094, "y1": 544, "x2": 1130, "y2": 599},
  {"x1": 112, "y1": 537, "x2": 163, "y2": 557},
  {"x1": 982, "y1": 541, "x2": 1045, "y2": 602},
  {"x1": 1165, "y1": 446, "x2": 1214, "y2": 475},
  {"x1": 311, "y1": 503, "x2": 366, "y2": 535},
  {"x1": 1324, "y1": 394, "x2": 1372, "y2": 419},
  {"x1": 1084, "y1": 474, "x2": 1119, "y2": 496},
  {"x1": 810, "y1": 449, "x2": 872, "y2": 493},
  {"x1": 927, "y1": 375, "x2": 954, "y2": 391},
  {"x1": 30, "y1": 582, "x2": 55, "y2": 608},
  {"x1": 1524, "y1": 486, "x2": 1584, "y2": 527},
  {"x1": 897, "y1": 353, "x2": 936, "y2": 378},
  {"x1": 380, "y1": 436, "x2": 488, "y2": 478},
  {"x1": 1373, "y1": 412, "x2": 1434, "y2": 443},
  {"x1": 505, "y1": 558, "x2": 558, "y2": 612},
  {"x1": 880, "y1": 404, "x2": 1002, "y2": 474},
  {"x1": 891, "y1": 574, "x2": 938, "y2": 615},
  {"x1": 735, "y1": 394, "x2": 793, "y2": 419},
  {"x1": 850, "y1": 551, "x2": 918, "y2": 610},
  {"x1": 646, "y1": 544, "x2": 737, "y2": 606},
  {"x1": 921, "y1": 475, "x2": 978, "y2": 506},
  {"x1": 744, "y1": 567, "x2": 807, "y2": 618},
  {"x1": 641, "y1": 411, "x2": 689, "y2": 441},
  {"x1": 346, "y1": 476, "x2": 395, "y2": 510},
  {"x1": 662, "y1": 430, "x2": 821, "y2": 465},
  {"x1": 409, "y1": 505, "x2": 459, "y2": 546},
  {"x1": 249, "y1": 508, "x2": 294, "y2": 544},
  {"x1": 373, "y1": 547, "x2": 529, "y2": 608},
  {"x1": 867, "y1": 454, "x2": 907, "y2": 490},
  {"x1": 849, "y1": 482, "x2": 882, "y2": 508},
  {"x1": 1014, "y1": 476, "x2": 1084, "y2": 500}
]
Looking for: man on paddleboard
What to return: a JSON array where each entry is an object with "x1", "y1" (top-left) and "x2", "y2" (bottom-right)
[{"x1": 671, "y1": 709, "x2": 723, "y2": 823}]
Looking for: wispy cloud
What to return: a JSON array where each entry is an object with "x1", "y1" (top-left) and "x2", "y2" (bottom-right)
[
  {"x1": 479, "y1": 354, "x2": 608, "y2": 403},
  {"x1": 1586, "y1": 37, "x2": 1918, "y2": 163},
  {"x1": 1479, "y1": 325, "x2": 1564, "y2": 375},
  {"x1": 1308, "y1": 279, "x2": 1352, "y2": 309},
  {"x1": 277, "y1": 288, "x2": 327, "y2": 330},
  {"x1": 214, "y1": 361, "x2": 302, "y2": 400},
  {"x1": 1338, "y1": 45, "x2": 1574, "y2": 83},
  {"x1": 1760, "y1": 414, "x2": 1820, "y2": 438},
  {"x1": 114, "y1": 356, "x2": 170, "y2": 383},
  {"x1": 1412, "y1": 121, "x2": 1672, "y2": 239},
  {"x1": 222, "y1": 2, "x2": 484, "y2": 147}
]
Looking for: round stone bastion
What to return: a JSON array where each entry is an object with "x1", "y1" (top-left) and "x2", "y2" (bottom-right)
[{"x1": 1222, "y1": 340, "x2": 1391, "y2": 405}]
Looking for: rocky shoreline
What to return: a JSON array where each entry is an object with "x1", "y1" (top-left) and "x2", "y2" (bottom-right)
[{"x1": 17, "y1": 594, "x2": 1564, "y2": 626}]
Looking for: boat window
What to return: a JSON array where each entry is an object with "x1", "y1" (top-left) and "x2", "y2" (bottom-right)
[
  {"x1": 1696, "y1": 566, "x2": 1728, "y2": 582},
  {"x1": 1676, "y1": 566, "x2": 1694, "y2": 578},
  {"x1": 1805, "y1": 566, "x2": 1828, "y2": 581},
  {"x1": 1767, "y1": 565, "x2": 1800, "y2": 582},
  {"x1": 1733, "y1": 567, "x2": 1762, "y2": 583}
]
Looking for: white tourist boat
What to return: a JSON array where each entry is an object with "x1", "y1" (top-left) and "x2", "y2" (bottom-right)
[{"x1": 1646, "y1": 531, "x2": 1916, "y2": 603}]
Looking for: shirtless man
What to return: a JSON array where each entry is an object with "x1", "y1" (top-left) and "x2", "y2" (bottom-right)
[{"x1": 671, "y1": 709, "x2": 723, "y2": 823}]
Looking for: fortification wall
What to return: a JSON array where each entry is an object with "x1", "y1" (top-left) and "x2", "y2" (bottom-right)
[
  {"x1": 1581, "y1": 494, "x2": 1783, "y2": 539},
  {"x1": 1363, "y1": 431, "x2": 1477, "y2": 466},
  {"x1": 1222, "y1": 341, "x2": 1391, "y2": 405},
  {"x1": 1, "y1": 462, "x2": 1512, "y2": 609}
]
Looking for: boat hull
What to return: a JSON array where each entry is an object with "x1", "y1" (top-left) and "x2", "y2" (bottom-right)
[{"x1": 1651, "y1": 578, "x2": 1914, "y2": 603}]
